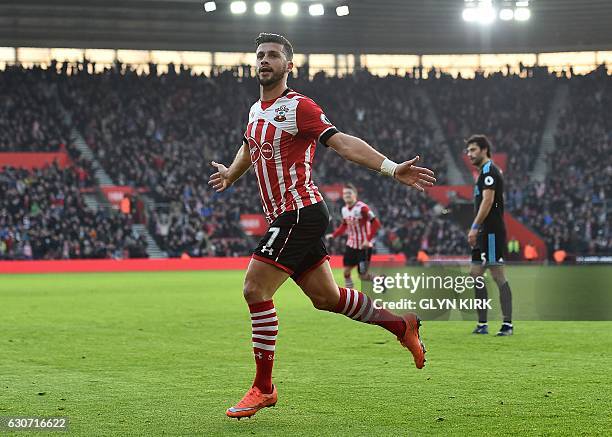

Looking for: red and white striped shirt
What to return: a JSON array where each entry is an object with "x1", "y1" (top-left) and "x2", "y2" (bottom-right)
[
  {"x1": 332, "y1": 200, "x2": 380, "y2": 249},
  {"x1": 244, "y1": 89, "x2": 336, "y2": 222}
]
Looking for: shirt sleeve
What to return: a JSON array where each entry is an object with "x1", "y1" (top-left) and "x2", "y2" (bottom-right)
[
  {"x1": 361, "y1": 204, "x2": 376, "y2": 221},
  {"x1": 367, "y1": 217, "x2": 381, "y2": 242},
  {"x1": 481, "y1": 171, "x2": 498, "y2": 191},
  {"x1": 296, "y1": 98, "x2": 338, "y2": 146},
  {"x1": 332, "y1": 220, "x2": 348, "y2": 238}
]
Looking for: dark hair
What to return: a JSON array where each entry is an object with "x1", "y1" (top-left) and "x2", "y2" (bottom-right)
[
  {"x1": 344, "y1": 183, "x2": 358, "y2": 195},
  {"x1": 466, "y1": 134, "x2": 492, "y2": 158},
  {"x1": 254, "y1": 33, "x2": 294, "y2": 61}
]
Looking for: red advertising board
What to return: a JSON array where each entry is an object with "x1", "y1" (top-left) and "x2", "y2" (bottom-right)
[
  {"x1": 0, "y1": 254, "x2": 407, "y2": 275},
  {"x1": 101, "y1": 186, "x2": 135, "y2": 207},
  {"x1": 240, "y1": 214, "x2": 268, "y2": 236},
  {"x1": 320, "y1": 183, "x2": 344, "y2": 202},
  {"x1": 426, "y1": 185, "x2": 474, "y2": 207},
  {"x1": 0, "y1": 152, "x2": 71, "y2": 170}
]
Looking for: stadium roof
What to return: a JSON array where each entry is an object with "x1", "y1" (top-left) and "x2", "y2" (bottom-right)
[{"x1": 1, "y1": 0, "x2": 611, "y2": 55}]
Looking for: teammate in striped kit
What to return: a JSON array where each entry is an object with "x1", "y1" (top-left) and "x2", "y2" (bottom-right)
[
  {"x1": 208, "y1": 33, "x2": 436, "y2": 419},
  {"x1": 326, "y1": 184, "x2": 382, "y2": 288}
]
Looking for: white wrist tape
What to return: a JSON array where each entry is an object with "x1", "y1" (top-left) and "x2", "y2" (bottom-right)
[{"x1": 380, "y1": 158, "x2": 398, "y2": 178}]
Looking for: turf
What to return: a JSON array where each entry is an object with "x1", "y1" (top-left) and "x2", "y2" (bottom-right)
[{"x1": 1, "y1": 268, "x2": 611, "y2": 436}]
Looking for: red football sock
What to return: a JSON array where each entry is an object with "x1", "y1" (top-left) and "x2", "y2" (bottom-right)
[
  {"x1": 344, "y1": 273, "x2": 354, "y2": 289},
  {"x1": 333, "y1": 287, "x2": 405, "y2": 337},
  {"x1": 249, "y1": 300, "x2": 278, "y2": 394}
]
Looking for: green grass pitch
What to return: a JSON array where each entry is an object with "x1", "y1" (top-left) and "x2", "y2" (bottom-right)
[{"x1": 1, "y1": 267, "x2": 611, "y2": 436}]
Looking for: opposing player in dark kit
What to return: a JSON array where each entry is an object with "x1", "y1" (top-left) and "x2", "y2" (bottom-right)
[{"x1": 466, "y1": 135, "x2": 514, "y2": 336}]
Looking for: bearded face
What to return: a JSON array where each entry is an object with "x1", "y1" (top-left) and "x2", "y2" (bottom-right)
[
  {"x1": 256, "y1": 63, "x2": 287, "y2": 86},
  {"x1": 256, "y1": 42, "x2": 292, "y2": 87},
  {"x1": 467, "y1": 143, "x2": 487, "y2": 167}
]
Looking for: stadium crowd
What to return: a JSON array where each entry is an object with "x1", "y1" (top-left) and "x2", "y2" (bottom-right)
[
  {"x1": 0, "y1": 64, "x2": 72, "y2": 152},
  {"x1": 56, "y1": 64, "x2": 256, "y2": 256},
  {"x1": 427, "y1": 67, "x2": 556, "y2": 187},
  {"x1": 58, "y1": 64, "x2": 461, "y2": 258},
  {"x1": 1, "y1": 61, "x2": 609, "y2": 259},
  {"x1": 0, "y1": 164, "x2": 148, "y2": 260},
  {"x1": 297, "y1": 72, "x2": 462, "y2": 259},
  {"x1": 507, "y1": 66, "x2": 611, "y2": 255}
]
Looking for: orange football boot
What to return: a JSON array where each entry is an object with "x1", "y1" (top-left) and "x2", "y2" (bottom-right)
[
  {"x1": 398, "y1": 313, "x2": 426, "y2": 369},
  {"x1": 226, "y1": 385, "x2": 277, "y2": 419}
]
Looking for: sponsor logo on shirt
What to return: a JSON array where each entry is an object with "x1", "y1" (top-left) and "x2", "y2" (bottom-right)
[{"x1": 247, "y1": 137, "x2": 274, "y2": 163}]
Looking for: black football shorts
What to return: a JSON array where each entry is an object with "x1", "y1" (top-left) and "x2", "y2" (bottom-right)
[
  {"x1": 471, "y1": 230, "x2": 506, "y2": 266},
  {"x1": 343, "y1": 247, "x2": 372, "y2": 274},
  {"x1": 253, "y1": 201, "x2": 330, "y2": 282}
]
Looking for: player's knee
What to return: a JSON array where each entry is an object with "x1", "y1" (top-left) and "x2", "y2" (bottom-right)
[
  {"x1": 243, "y1": 278, "x2": 268, "y2": 304},
  {"x1": 488, "y1": 269, "x2": 505, "y2": 285},
  {"x1": 470, "y1": 269, "x2": 483, "y2": 280},
  {"x1": 493, "y1": 275, "x2": 506, "y2": 287}
]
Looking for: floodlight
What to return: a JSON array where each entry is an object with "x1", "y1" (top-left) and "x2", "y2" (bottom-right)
[
  {"x1": 336, "y1": 5, "x2": 350, "y2": 16},
  {"x1": 230, "y1": 1, "x2": 247, "y2": 14},
  {"x1": 281, "y1": 2, "x2": 299, "y2": 16},
  {"x1": 309, "y1": 4, "x2": 324, "y2": 16}
]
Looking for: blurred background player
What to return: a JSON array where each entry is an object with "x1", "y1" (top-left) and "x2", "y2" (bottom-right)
[
  {"x1": 466, "y1": 135, "x2": 514, "y2": 336},
  {"x1": 326, "y1": 183, "x2": 381, "y2": 288}
]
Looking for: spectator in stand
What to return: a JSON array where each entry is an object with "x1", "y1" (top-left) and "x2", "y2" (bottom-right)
[{"x1": 120, "y1": 194, "x2": 131, "y2": 215}]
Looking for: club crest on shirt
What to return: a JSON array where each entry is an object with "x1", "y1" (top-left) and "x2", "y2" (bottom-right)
[{"x1": 274, "y1": 105, "x2": 289, "y2": 122}]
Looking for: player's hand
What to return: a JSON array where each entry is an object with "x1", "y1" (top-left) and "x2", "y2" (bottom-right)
[
  {"x1": 325, "y1": 233, "x2": 333, "y2": 240},
  {"x1": 468, "y1": 229, "x2": 478, "y2": 247},
  {"x1": 208, "y1": 161, "x2": 232, "y2": 192},
  {"x1": 394, "y1": 156, "x2": 436, "y2": 192},
  {"x1": 361, "y1": 240, "x2": 373, "y2": 249}
]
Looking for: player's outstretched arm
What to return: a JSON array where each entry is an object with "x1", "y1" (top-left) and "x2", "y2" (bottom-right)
[
  {"x1": 326, "y1": 132, "x2": 436, "y2": 191},
  {"x1": 326, "y1": 220, "x2": 348, "y2": 240},
  {"x1": 208, "y1": 143, "x2": 252, "y2": 192}
]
